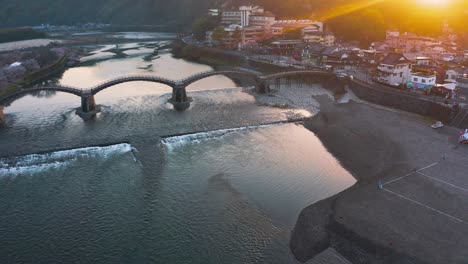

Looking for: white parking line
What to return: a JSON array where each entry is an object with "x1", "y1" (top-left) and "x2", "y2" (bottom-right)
[
  {"x1": 382, "y1": 172, "x2": 415, "y2": 186},
  {"x1": 382, "y1": 162, "x2": 439, "y2": 186},
  {"x1": 416, "y1": 162, "x2": 439, "y2": 172},
  {"x1": 416, "y1": 171, "x2": 468, "y2": 193},
  {"x1": 382, "y1": 188, "x2": 468, "y2": 225}
]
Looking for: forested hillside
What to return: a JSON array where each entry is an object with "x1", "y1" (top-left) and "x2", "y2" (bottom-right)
[
  {"x1": 0, "y1": 0, "x2": 216, "y2": 27},
  {"x1": 0, "y1": 0, "x2": 466, "y2": 45}
]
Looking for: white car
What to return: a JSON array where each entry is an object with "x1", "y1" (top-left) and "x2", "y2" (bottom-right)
[{"x1": 431, "y1": 121, "x2": 444, "y2": 129}]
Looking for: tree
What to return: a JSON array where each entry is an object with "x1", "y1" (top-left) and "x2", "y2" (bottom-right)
[
  {"x1": 328, "y1": 8, "x2": 386, "y2": 47},
  {"x1": 192, "y1": 15, "x2": 220, "y2": 41},
  {"x1": 192, "y1": 17, "x2": 209, "y2": 41},
  {"x1": 232, "y1": 28, "x2": 243, "y2": 46},
  {"x1": 212, "y1": 26, "x2": 228, "y2": 47},
  {"x1": 284, "y1": 28, "x2": 303, "y2": 40}
]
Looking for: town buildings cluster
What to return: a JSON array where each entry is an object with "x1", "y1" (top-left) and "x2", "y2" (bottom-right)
[
  {"x1": 372, "y1": 27, "x2": 467, "y2": 96},
  {"x1": 206, "y1": 5, "x2": 335, "y2": 49},
  {"x1": 0, "y1": 45, "x2": 79, "y2": 92},
  {"x1": 202, "y1": 5, "x2": 467, "y2": 99}
]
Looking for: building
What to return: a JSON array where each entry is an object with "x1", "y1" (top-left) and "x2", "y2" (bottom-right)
[
  {"x1": 457, "y1": 74, "x2": 468, "y2": 90},
  {"x1": 207, "y1": 9, "x2": 219, "y2": 16},
  {"x1": 359, "y1": 50, "x2": 384, "y2": 64},
  {"x1": 319, "y1": 46, "x2": 340, "y2": 64},
  {"x1": 270, "y1": 40, "x2": 305, "y2": 55},
  {"x1": 445, "y1": 68, "x2": 463, "y2": 83},
  {"x1": 408, "y1": 72, "x2": 437, "y2": 90},
  {"x1": 221, "y1": 6, "x2": 270, "y2": 27},
  {"x1": 249, "y1": 11, "x2": 275, "y2": 27},
  {"x1": 302, "y1": 43, "x2": 325, "y2": 60},
  {"x1": 271, "y1": 20, "x2": 317, "y2": 36},
  {"x1": 242, "y1": 26, "x2": 268, "y2": 44},
  {"x1": 301, "y1": 22, "x2": 324, "y2": 34},
  {"x1": 302, "y1": 31, "x2": 334, "y2": 46},
  {"x1": 376, "y1": 53, "x2": 412, "y2": 86}
]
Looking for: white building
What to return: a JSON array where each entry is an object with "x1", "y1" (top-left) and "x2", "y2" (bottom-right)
[
  {"x1": 445, "y1": 69, "x2": 459, "y2": 83},
  {"x1": 207, "y1": 9, "x2": 219, "y2": 16},
  {"x1": 376, "y1": 53, "x2": 412, "y2": 86},
  {"x1": 250, "y1": 12, "x2": 275, "y2": 27},
  {"x1": 410, "y1": 72, "x2": 436, "y2": 89},
  {"x1": 221, "y1": 6, "x2": 269, "y2": 27},
  {"x1": 457, "y1": 74, "x2": 468, "y2": 90}
]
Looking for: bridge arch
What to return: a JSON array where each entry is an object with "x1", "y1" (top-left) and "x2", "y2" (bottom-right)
[
  {"x1": 181, "y1": 70, "x2": 262, "y2": 88},
  {"x1": 90, "y1": 76, "x2": 177, "y2": 95},
  {"x1": 0, "y1": 86, "x2": 83, "y2": 106}
]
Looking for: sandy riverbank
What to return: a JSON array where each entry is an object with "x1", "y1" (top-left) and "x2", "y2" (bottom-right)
[{"x1": 288, "y1": 94, "x2": 468, "y2": 263}]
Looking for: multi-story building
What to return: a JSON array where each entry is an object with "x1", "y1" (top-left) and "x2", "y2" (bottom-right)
[
  {"x1": 376, "y1": 53, "x2": 412, "y2": 86},
  {"x1": 221, "y1": 6, "x2": 268, "y2": 27},
  {"x1": 302, "y1": 32, "x2": 335, "y2": 46},
  {"x1": 249, "y1": 12, "x2": 275, "y2": 27}
]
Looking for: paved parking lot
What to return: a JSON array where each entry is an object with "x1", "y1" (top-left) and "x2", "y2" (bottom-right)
[{"x1": 383, "y1": 161, "x2": 468, "y2": 225}]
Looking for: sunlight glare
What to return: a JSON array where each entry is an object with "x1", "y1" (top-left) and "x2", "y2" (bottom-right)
[{"x1": 416, "y1": 0, "x2": 451, "y2": 6}]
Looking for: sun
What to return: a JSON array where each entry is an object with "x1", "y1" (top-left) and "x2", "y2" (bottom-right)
[{"x1": 416, "y1": 0, "x2": 451, "y2": 6}]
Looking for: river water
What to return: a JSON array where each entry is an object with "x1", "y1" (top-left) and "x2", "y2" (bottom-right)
[{"x1": 0, "y1": 37, "x2": 355, "y2": 263}]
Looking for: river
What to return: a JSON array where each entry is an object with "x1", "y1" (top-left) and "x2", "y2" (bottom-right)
[{"x1": 0, "y1": 36, "x2": 355, "y2": 263}]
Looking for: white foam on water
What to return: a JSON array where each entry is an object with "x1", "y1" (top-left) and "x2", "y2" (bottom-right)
[
  {"x1": 0, "y1": 143, "x2": 132, "y2": 177},
  {"x1": 0, "y1": 161, "x2": 73, "y2": 177},
  {"x1": 162, "y1": 123, "x2": 290, "y2": 151}
]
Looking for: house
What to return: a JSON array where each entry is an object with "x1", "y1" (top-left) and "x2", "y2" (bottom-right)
[
  {"x1": 445, "y1": 69, "x2": 460, "y2": 83},
  {"x1": 371, "y1": 42, "x2": 390, "y2": 53},
  {"x1": 359, "y1": 50, "x2": 384, "y2": 64},
  {"x1": 320, "y1": 46, "x2": 339, "y2": 64},
  {"x1": 270, "y1": 40, "x2": 305, "y2": 55},
  {"x1": 408, "y1": 71, "x2": 437, "y2": 91},
  {"x1": 457, "y1": 74, "x2": 468, "y2": 90},
  {"x1": 376, "y1": 53, "x2": 412, "y2": 86},
  {"x1": 302, "y1": 43, "x2": 325, "y2": 60}
]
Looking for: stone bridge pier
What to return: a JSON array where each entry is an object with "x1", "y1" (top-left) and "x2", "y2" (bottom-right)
[
  {"x1": 256, "y1": 79, "x2": 270, "y2": 94},
  {"x1": 0, "y1": 106, "x2": 4, "y2": 123},
  {"x1": 77, "y1": 92, "x2": 100, "y2": 120},
  {"x1": 170, "y1": 83, "x2": 191, "y2": 111}
]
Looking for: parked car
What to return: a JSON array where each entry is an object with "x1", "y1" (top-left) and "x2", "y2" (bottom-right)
[{"x1": 431, "y1": 121, "x2": 444, "y2": 129}]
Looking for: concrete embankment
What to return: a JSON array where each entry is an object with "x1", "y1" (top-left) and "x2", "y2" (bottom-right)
[
  {"x1": 290, "y1": 97, "x2": 468, "y2": 264},
  {"x1": 348, "y1": 78, "x2": 457, "y2": 124}
]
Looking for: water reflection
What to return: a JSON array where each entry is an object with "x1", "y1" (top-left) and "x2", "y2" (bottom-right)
[{"x1": 5, "y1": 43, "x2": 238, "y2": 114}]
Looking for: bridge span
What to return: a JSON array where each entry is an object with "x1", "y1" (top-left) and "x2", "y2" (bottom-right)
[{"x1": 0, "y1": 69, "x2": 336, "y2": 121}]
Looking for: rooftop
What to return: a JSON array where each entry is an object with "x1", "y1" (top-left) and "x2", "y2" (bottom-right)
[{"x1": 381, "y1": 53, "x2": 411, "y2": 65}]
